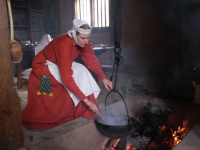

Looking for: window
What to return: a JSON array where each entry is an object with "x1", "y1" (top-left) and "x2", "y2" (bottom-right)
[{"x1": 74, "y1": 0, "x2": 109, "y2": 28}]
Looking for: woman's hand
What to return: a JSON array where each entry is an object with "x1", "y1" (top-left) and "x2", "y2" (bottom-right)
[
  {"x1": 102, "y1": 79, "x2": 112, "y2": 91},
  {"x1": 83, "y1": 98, "x2": 98, "y2": 113}
]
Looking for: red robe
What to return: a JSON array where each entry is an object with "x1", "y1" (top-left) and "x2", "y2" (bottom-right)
[{"x1": 21, "y1": 34, "x2": 106, "y2": 130}]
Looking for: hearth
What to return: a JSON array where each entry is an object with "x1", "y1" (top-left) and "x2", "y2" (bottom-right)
[
  {"x1": 98, "y1": 103, "x2": 188, "y2": 150},
  {"x1": 99, "y1": 118, "x2": 188, "y2": 150},
  {"x1": 95, "y1": 41, "x2": 188, "y2": 149}
]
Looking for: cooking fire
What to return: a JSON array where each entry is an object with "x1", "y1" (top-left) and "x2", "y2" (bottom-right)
[{"x1": 100, "y1": 119, "x2": 188, "y2": 150}]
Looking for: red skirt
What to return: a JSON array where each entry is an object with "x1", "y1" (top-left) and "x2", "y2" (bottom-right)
[{"x1": 21, "y1": 51, "x2": 97, "y2": 130}]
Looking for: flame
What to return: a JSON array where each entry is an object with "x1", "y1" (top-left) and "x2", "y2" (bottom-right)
[
  {"x1": 171, "y1": 119, "x2": 189, "y2": 147},
  {"x1": 101, "y1": 120, "x2": 189, "y2": 150},
  {"x1": 113, "y1": 139, "x2": 120, "y2": 148},
  {"x1": 109, "y1": 139, "x2": 121, "y2": 150},
  {"x1": 159, "y1": 119, "x2": 189, "y2": 148},
  {"x1": 126, "y1": 143, "x2": 134, "y2": 150},
  {"x1": 102, "y1": 146, "x2": 108, "y2": 150}
]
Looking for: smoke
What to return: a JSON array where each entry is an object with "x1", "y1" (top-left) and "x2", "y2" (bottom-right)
[
  {"x1": 130, "y1": 96, "x2": 148, "y2": 118},
  {"x1": 144, "y1": 103, "x2": 171, "y2": 115},
  {"x1": 96, "y1": 107, "x2": 128, "y2": 126}
]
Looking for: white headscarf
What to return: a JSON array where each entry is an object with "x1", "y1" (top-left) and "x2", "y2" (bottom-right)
[{"x1": 67, "y1": 19, "x2": 92, "y2": 44}]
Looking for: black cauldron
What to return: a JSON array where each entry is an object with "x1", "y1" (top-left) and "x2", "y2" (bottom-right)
[
  {"x1": 95, "y1": 115, "x2": 136, "y2": 138},
  {"x1": 144, "y1": 103, "x2": 171, "y2": 128},
  {"x1": 94, "y1": 90, "x2": 136, "y2": 138}
]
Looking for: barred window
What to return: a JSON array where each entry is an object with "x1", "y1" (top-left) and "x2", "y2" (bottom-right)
[{"x1": 74, "y1": 0, "x2": 109, "y2": 27}]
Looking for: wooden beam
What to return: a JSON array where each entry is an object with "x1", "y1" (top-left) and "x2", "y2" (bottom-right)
[{"x1": 0, "y1": 0, "x2": 24, "y2": 149}]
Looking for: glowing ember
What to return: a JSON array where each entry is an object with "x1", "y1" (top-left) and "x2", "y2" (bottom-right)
[
  {"x1": 100, "y1": 119, "x2": 188, "y2": 150},
  {"x1": 101, "y1": 146, "x2": 108, "y2": 150},
  {"x1": 126, "y1": 143, "x2": 134, "y2": 150},
  {"x1": 109, "y1": 139, "x2": 121, "y2": 150},
  {"x1": 171, "y1": 126, "x2": 188, "y2": 147},
  {"x1": 160, "y1": 119, "x2": 189, "y2": 148}
]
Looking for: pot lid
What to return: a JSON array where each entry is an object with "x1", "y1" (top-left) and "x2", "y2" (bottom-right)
[{"x1": 144, "y1": 103, "x2": 171, "y2": 115}]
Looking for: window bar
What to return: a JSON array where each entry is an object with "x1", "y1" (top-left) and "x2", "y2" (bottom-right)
[
  {"x1": 86, "y1": 0, "x2": 91, "y2": 25},
  {"x1": 77, "y1": 0, "x2": 81, "y2": 19},
  {"x1": 92, "y1": 0, "x2": 96, "y2": 27},
  {"x1": 82, "y1": 0, "x2": 84, "y2": 20},
  {"x1": 90, "y1": 0, "x2": 93, "y2": 26},
  {"x1": 80, "y1": 0, "x2": 83, "y2": 20},
  {"x1": 74, "y1": 0, "x2": 76, "y2": 19},
  {"x1": 105, "y1": 0, "x2": 109, "y2": 26},
  {"x1": 79, "y1": 0, "x2": 81, "y2": 19},
  {"x1": 75, "y1": 0, "x2": 109, "y2": 27},
  {"x1": 83, "y1": 0, "x2": 86, "y2": 22},
  {"x1": 98, "y1": 0, "x2": 102, "y2": 27},
  {"x1": 94, "y1": 0, "x2": 98, "y2": 27},
  {"x1": 102, "y1": 0, "x2": 105, "y2": 27}
]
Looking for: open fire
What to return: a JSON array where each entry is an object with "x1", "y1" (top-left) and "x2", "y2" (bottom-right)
[{"x1": 100, "y1": 119, "x2": 188, "y2": 150}]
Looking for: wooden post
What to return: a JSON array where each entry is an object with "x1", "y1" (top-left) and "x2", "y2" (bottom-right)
[
  {"x1": 17, "y1": 62, "x2": 22, "y2": 89},
  {"x1": 0, "y1": 0, "x2": 24, "y2": 149}
]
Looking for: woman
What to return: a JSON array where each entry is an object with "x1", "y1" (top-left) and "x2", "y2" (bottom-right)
[{"x1": 21, "y1": 19, "x2": 112, "y2": 130}]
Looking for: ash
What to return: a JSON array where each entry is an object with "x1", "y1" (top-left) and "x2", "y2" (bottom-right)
[{"x1": 115, "y1": 133, "x2": 173, "y2": 150}]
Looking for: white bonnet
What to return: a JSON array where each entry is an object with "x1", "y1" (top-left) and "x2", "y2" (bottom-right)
[{"x1": 67, "y1": 19, "x2": 92, "y2": 44}]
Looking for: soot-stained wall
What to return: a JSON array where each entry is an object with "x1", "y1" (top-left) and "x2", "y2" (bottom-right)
[
  {"x1": 117, "y1": 0, "x2": 179, "y2": 99},
  {"x1": 120, "y1": 0, "x2": 200, "y2": 102},
  {"x1": 177, "y1": 0, "x2": 200, "y2": 102}
]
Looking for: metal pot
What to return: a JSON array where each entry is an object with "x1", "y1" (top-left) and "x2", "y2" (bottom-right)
[
  {"x1": 144, "y1": 103, "x2": 171, "y2": 128},
  {"x1": 94, "y1": 90, "x2": 136, "y2": 138},
  {"x1": 135, "y1": 115, "x2": 148, "y2": 135},
  {"x1": 143, "y1": 125, "x2": 159, "y2": 137},
  {"x1": 94, "y1": 115, "x2": 136, "y2": 138}
]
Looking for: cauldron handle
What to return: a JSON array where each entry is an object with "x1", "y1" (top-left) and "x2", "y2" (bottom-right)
[{"x1": 104, "y1": 89, "x2": 130, "y2": 124}]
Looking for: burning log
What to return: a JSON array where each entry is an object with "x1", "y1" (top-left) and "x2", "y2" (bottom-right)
[
  {"x1": 101, "y1": 138, "x2": 121, "y2": 150},
  {"x1": 102, "y1": 146, "x2": 108, "y2": 150},
  {"x1": 101, "y1": 138, "x2": 113, "y2": 150},
  {"x1": 100, "y1": 118, "x2": 189, "y2": 150},
  {"x1": 159, "y1": 119, "x2": 189, "y2": 148},
  {"x1": 126, "y1": 143, "x2": 134, "y2": 150},
  {"x1": 110, "y1": 139, "x2": 121, "y2": 150}
]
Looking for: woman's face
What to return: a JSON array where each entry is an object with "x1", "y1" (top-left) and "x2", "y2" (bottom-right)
[{"x1": 76, "y1": 33, "x2": 91, "y2": 47}]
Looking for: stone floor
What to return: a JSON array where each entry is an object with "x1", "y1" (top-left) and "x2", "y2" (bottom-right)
[{"x1": 16, "y1": 84, "x2": 200, "y2": 150}]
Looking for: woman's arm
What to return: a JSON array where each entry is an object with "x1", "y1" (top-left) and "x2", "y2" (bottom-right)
[
  {"x1": 83, "y1": 98, "x2": 98, "y2": 113},
  {"x1": 80, "y1": 43, "x2": 106, "y2": 80},
  {"x1": 102, "y1": 79, "x2": 112, "y2": 91},
  {"x1": 81, "y1": 43, "x2": 112, "y2": 91}
]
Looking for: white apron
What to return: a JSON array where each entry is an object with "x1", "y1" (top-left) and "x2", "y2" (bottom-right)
[{"x1": 45, "y1": 60, "x2": 101, "y2": 106}]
